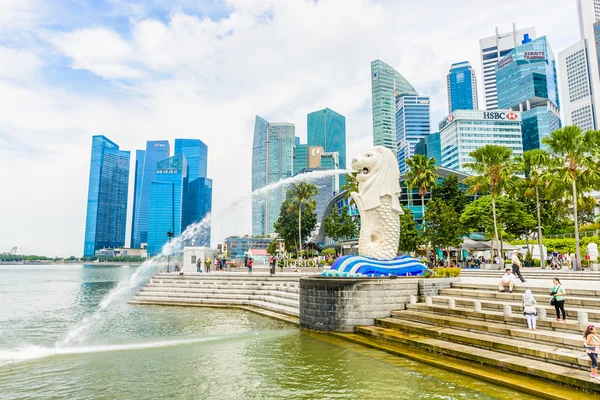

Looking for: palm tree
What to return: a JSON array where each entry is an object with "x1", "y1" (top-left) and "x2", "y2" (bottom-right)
[
  {"x1": 405, "y1": 155, "x2": 438, "y2": 230},
  {"x1": 289, "y1": 181, "x2": 318, "y2": 257},
  {"x1": 542, "y1": 126, "x2": 600, "y2": 271},
  {"x1": 516, "y1": 149, "x2": 550, "y2": 264},
  {"x1": 464, "y1": 145, "x2": 516, "y2": 260}
]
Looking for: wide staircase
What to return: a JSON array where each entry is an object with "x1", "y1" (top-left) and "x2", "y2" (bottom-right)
[
  {"x1": 460, "y1": 268, "x2": 600, "y2": 280},
  {"x1": 131, "y1": 273, "x2": 302, "y2": 318},
  {"x1": 356, "y1": 281, "x2": 600, "y2": 394}
]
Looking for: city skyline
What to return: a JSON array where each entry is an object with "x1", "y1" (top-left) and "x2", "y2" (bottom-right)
[{"x1": 0, "y1": 0, "x2": 581, "y2": 256}]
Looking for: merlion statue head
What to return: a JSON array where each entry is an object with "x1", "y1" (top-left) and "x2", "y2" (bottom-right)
[{"x1": 350, "y1": 146, "x2": 402, "y2": 213}]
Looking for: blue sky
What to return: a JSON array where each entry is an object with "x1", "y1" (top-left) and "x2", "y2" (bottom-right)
[{"x1": 0, "y1": 0, "x2": 580, "y2": 256}]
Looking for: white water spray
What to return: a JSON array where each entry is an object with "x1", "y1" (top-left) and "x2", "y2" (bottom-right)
[{"x1": 58, "y1": 168, "x2": 349, "y2": 347}]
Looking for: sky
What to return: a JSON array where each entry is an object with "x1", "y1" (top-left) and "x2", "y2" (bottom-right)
[{"x1": 0, "y1": 0, "x2": 580, "y2": 257}]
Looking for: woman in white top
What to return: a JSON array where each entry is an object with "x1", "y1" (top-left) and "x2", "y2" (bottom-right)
[{"x1": 522, "y1": 289, "x2": 537, "y2": 330}]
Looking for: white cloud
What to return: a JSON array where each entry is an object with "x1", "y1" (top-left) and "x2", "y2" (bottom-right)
[
  {"x1": 0, "y1": 47, "x2": 41, "y2": 80},
  {"x1": 0, "y1": 0, "x2": 581, "y2": 256}
]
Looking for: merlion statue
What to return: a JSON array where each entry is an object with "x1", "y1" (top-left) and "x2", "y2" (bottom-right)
[
  {"x1": 325, "y1": 146, "x2": 427, "y2": 277},
  {"x1": 350, "y1": 146, "x2": 403, "y2": 260}
]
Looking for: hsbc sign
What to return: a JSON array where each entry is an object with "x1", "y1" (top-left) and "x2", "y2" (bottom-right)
[{"x1": 483, "y1": 111, "x2": 520, "y2": 121}]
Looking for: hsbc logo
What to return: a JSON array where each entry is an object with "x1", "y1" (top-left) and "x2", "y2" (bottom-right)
[
  {"x1": 448, "y1": 114, "x2": 454, "y2": 123},
  {"x1": 483, "y1": 111, "x2": 519, "y2": 121}
]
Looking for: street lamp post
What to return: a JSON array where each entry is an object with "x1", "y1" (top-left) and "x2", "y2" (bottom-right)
[{"x1": 166, "y1": 231, "x2": 174, "y2": 272}]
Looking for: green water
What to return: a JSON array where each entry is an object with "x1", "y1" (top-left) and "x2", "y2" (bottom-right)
[{"x1": 0, "y1": 264, "x2": 540, "y2": 399}]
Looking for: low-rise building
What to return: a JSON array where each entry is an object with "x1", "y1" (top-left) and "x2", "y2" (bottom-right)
[{"x1": 224, "y1": 236, "x2": 273, "y2": 259}]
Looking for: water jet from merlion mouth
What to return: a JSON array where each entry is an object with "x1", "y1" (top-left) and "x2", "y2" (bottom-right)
[{"x1": 58, "y1": 168, "x2": 350, "y2": 347}]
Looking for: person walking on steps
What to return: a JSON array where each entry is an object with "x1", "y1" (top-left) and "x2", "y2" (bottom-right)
[
  {"x1": 499, "y1": 268, "x2": 515, "y2": 293},
  {"x1": 584, "y1": 324, "x2": 600, "y2": 380},
  {"x1": 511, "y1": 252, "x2": 526, "y2": 283},
  {"x1": 522, "y1": 289, "x2": 537, "y2": 330},
  {"x1": 248, "y1": 257, "x2": 253, "y2": 274},
  {"x1": 550, "y1": 278, "x2": 566, "y2": 322}
]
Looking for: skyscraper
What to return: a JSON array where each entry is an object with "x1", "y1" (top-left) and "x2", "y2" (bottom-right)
[
  {"x1": 414, "y1": 132, "x2": 441, "y2": 166},
  {"x1": 307, "y1": 108, "x2": 346, "y2": 169},
  {"x1": 131, "y1": 140, "x2": 170, "y2": 249},
  {"x1": 83, "y1": 135, "x2": 130, "y2": 257},
  {"x1": 130, "y1": 149, "x2": 145, "y2": 247},
  {"x1": 447, "y1": 61, "x2": 478, "y2": 112},
  {"x1": 371, "y1": 59, "x2": 416, "y2": 152},
  {"x1": 558, "y1": 0, "x2": 600, "y2": 131},
  {"x1": 174, "y1": 138, "x2": 208, "y2": 181},
  {"x1": 293, "y1": 143, "x2": 308, "y2": 175},
  {"x1": 252, "y1": 116, "x2": 295, "y2": 236},
  {"x1": 479, "y1": 24, "x2": 536, "y2": 110},
  {"x1": 395, "y1": 94, "x2": 431, "y2": 174},
  {"x1": 439, "y1": 110, "x2": 523, "y2": 174},
  {"x1": 496, "y1": 36, "x2": 561, "y2": 151},
  {"x1": 147, "y1": 154, "x2": 188, "y2": 256}
]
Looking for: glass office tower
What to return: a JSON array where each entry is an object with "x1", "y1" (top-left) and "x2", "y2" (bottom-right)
[
  {"x1": 414, "y1": 132, "x2": 441, "y2": 166},
  {"x1": 83, "y1": 135, "x2": 130, "y2": 257},
  {"x1": 130, "y1": 149, "x2": 145, "y2": 248},
  {"x1": 185, "y1": 177, "x2": 212, "y2": 247},
  {"x1": 147, "y1": 154, "x2": 188, "y2": 256},
  {"x1": 371, "y1": 59, "x2": 416, "y2": 152},
  {"x1": 395, "y1": 94, "x2": 431, "y2": 174},
  {"x1": 307, "y1": 108, "x2": 346, "y2": 169},
  {"x1": 252, "y1": 116, "x2": 295, "y2": 236},
  {"x1": 132, "y1": 140, "x2": 170, "y2": 249},
  {"x1": 496, "y1": 36, "x2": 561, "y2": 151},
  {"x1": 447, "y1": 61, "x2": 478, "y2": 112},
  {"x1": 174, "y1": 138, "x2": 208, "y2": 181}
]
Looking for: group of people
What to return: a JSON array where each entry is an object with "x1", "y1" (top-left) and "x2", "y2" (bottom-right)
[{"x1": 545, "y1": 249, "x2": 575, "y2": 270}]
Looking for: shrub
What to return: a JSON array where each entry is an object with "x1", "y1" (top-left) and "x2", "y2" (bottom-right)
[{"x1": 425, "y1": 267, "x2": 461, "y2": 278}]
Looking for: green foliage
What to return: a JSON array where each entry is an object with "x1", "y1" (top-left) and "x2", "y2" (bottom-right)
[
  {"x1": 274, "y1": 195, "x2": 317, "y2": 252},
  {"x1": 322, "y1": 248, "x2": 336, "y2": 256},
  {"x1": 424, "y1": 199, "x2": 464, "y2": 250},
  {"x1": 424, "y1": 267, "x2": 461, "y2": 279},
  {"x1": 398, "y1": 207, "x2": 422, "y2": 253},
  {"x1": 512, "y1": 236, "x2": 600, "y2": 254},
  {"x1": 341, "y1": 172, "x2": 358, "y2": 196},
  {"x1": 323, "y1": 206, "x2": 358, "y2": 242},
  {"x1": 405, "y1": 155, "x2": 438, "y2": 198},
  {"x1": 266, "y1": 240, "x2": 277, "y2": 255},
  {"x1": 431, "y1": 174, "x2": 470, "y2": 215}
]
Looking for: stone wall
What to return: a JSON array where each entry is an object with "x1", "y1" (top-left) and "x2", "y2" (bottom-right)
[
  {"x1": 299, "y1": 277, "x2": 420, "y2": 332},
  {"x1": 418, "y1": 278, "x2": 460, "y2": 300}
]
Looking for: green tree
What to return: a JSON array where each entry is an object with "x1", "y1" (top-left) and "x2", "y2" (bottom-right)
[
  {"x1": 405, "y1": 155, "x2": 438, "y2": 228},
  {"x1": 266, "y1": 240, "x2": 276, "y2": 255},
  {"x1": 430, "y1": 174, "x2": 470, "y2": 215},
  {"x1": 464, "y1": 145, "x2": 516, "y2": 259},
  {"x1": 516, "y1": 149, "x2": 550, "y2": 260},
  {"x1": 398, "y1": 207, "x2": 422, "y2": 253},
  {"x1": 543, "y1": 126, "x2": 600, "y2": 270},
  {"x1": 424, "y1": 199, "x2": 464, "y2": 258},
  {"x1": 274, "y1": 196, "x2": 317, "y2": 253},
  {"x1": 323, "y1": 206, "x2": 358, "y2": 242},
  {"x1": 288, "y1": 181, "x2": 319, "y2": 252}
]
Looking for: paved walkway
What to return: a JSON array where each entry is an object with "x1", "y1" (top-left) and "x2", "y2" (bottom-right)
[{"x1": 461, "y1": 275, "x2": 600, "y2": 290}]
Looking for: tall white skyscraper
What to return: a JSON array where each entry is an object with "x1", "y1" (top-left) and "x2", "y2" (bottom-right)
[
  {"x1": 479, "y1": 24, "x2": 536, "y2": 110},
  {"x1": 559, "y1": 0, "x2": 600, "y2": 131}
]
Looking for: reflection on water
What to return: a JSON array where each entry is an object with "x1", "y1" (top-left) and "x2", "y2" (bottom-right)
[{"x1": 0, "y1": 265, "x2": 541, "y2": 399}]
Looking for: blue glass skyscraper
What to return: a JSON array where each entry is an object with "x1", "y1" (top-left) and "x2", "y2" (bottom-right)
[
  {"x1": 131, "y1": 140, "x2": 170, "y2": 248},
  {"x1": 83, "y1": 135, "x2": 130, "y2": 257},
  {"x1": 307, "y1": 108, "x2": 346, "y2": 169},
  {"x1": 414, "y1": 132, "x2": 441, "y2": 166},
  {"x1": 496, "y1": 36, "x2": 561, "y2": 151},
  {"x1": 174, "y1": 138, "x2": 208, "y2": 181},
  {"x1": 130, "y1": 149, "x2": 145, "y2": 247},
  {"x1": 252, "y1": 116, "x2": 295, "y2": 235},
  {"x1": 395, "y1": 94, "x2": 431, "y2": 174},
  {"x1": 186, "y1": 177, "x2": 212, "y2": 247},
  {"x1": 447, "y1": 61, "x2": 478, "y2": 112},
  {"x1": 147, "y1": 154, "x2": 188, "y2": 256}
]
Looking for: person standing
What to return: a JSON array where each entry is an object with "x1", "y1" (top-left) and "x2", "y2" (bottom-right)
[
  {"x1": 222, "y1": 256, "x2": 227, "y2": 272},
  {"x1": 584, "y1": 324, "x2": 600, "y2": 379},
  {"x1": 511, "y1": 252, "x2": 526, "y2": 283},
  {"x1": 196, "y1": 259, "x2": 202, "y2": 273},
  {"x1": 499, "y1": 268, "x2": 516, "y2": 293},
  {"x1": 248, "y1": 257, "x2": 253, "y2": 274},
  {"x1": 551, "y1": 278, "x2": 566, "y2": 322},
  {"x1": 522, "y1": 289, "x2": 537, "y2": 330},
  {"x1": 244, "y1": 254, "x2": 249, "y2": 269},
  {"x1": 205, "y1": 257, "x2": 211, "y2": 273}
]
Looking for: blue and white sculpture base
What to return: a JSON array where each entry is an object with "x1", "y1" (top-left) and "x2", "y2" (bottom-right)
[{"x1": 325, "y1": 255, "x2": 427, "y2": 277}]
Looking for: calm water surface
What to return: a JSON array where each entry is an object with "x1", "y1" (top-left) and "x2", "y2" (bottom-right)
[{"x1": 0, "y1": 264, "x2": 540, "y2": 399}]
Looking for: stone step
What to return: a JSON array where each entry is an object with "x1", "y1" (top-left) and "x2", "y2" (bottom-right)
[
  {"x1": 147, "y1": 281, "x2": 299, "y2": 292},
  {"x1": 141, "y1": 286, "x2": 300, "y2": 299},
  {"x1": 460, "y1": 270, "x2": 600, "y2": 279},
  {"x1": 438, "y1": 288, "x2": 600, "y2": 309},
  {"x1": 431, "y1": 295, "x2": 600, "y2": 320},
  {"x1": 374, "y1": 317, "x2": 591, "y2": 369},
  {"x1": 150, "y1": 279, "x2": 300, "y2": 290},
  {"x1": 154, "y1": 273, "x2": 305, "y2": 282},
  {"x1": 130, "y1": 296, "x2": 299, "y2": 317},
  {"x1": 134, "y1": 291, "x2": 299, "y2": 308},
  {"x1": 451, "y1": 282, "x2": 600, "y2": 297},
  {"x1": 403, "y1": 303, "x2": 595, "y2": 334},
  {"x1": 389, "y1": 309, "x2": 585, "y2": 350},
  {"x1": 355, "y1": 325, "x2": 600, "y2": 393}
]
